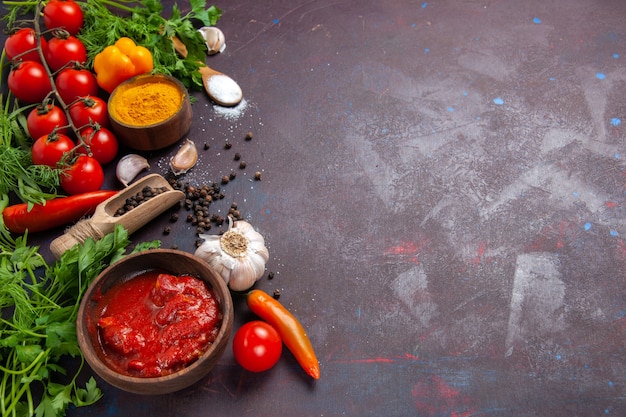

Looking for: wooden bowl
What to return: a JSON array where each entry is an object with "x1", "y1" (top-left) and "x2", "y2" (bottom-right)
[
  {"x1": 108, "y1": 74, "x2": 192, "y2": 151},
  {"x1": 77, "y1": 249, "x2": 233, "y2": 395}
]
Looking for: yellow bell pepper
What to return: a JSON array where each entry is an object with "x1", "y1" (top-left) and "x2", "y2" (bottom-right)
[{"x1": 93, "y1": 37, "x2": 154, "y2": 93}]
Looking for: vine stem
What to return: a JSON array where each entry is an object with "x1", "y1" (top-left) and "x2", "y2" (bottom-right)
[
  {"x1": 30, "y1": 1, "x2": 96, "y2": 161},
  {"x1": 93, "y1": 0, "x2": 136, "y2": 13},
  {"x1": 2, "y1": 0, "x2": 39, "y2": 5}
]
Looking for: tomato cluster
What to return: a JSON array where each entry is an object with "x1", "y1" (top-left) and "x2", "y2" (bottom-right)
[{"x1": 4, "y1": 0, "x2": 119, "y2": 195}]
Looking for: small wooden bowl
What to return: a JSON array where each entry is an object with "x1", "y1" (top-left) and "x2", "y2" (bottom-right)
[
  {"x1": 108, "y1": 74, "x2": 192, "y2": 151},
  {"x1": 77, "y1": 249, "x2": 233, "y2": 395}
]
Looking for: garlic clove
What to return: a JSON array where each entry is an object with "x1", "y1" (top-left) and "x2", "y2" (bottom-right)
[
  {"x1": 228, "y1": 259, "x2": 258, "y2": 292},
  {"x1": 170, "y1": 138, "x2": 198, "y2": 175},
  {"x1": 198, "y1": 26, "x2": 226, "y2": 55},
  {"x1": 116, "y1": 154, "x2": 150, "y2": 187}
]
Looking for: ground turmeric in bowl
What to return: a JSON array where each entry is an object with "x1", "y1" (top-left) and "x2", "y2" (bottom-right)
[{"x1": 111, "y1": 81, "x2": 183, "y2": 126}]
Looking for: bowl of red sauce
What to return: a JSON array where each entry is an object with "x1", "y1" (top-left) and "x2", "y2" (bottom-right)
[{"x1": 77, "y1": 249, "x2": 234, "y2": 395}]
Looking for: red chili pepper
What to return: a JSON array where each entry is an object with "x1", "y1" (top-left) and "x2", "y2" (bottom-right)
[
  {"x1": 247, "y1": 289, "x2": 320, "y2": 379},
  {"x1": 2, "y1": 190, "x2": 117, "y2": 233}
]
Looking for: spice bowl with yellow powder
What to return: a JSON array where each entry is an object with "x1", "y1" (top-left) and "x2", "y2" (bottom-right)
[{"x1": 108, "y1": 74, "x2": 192, "y2": 151}]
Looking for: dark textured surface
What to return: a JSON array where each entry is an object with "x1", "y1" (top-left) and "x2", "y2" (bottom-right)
[{"x1": 4, "y1": 0, "x2": 626, "y2": 415}]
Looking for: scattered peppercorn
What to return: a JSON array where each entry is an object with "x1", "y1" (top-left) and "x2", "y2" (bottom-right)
[
  {"x1": 268, "y1": 271, "x2": 275, "y2": 280},
  {"x1": 239, "y1": 161, "x2": 247, "y2": 169},
  {"x1": 170, "y1": 213, "x2": 179, "y2": 222},
  {"x1": 163, "y1": 226, "x2": 171, "y2": 235},
  {"x1": 254, "y1": 171, "x2": 262, "y2": 181},
  {"x1": 203, "y1": 143, "x2": 210, "y2": 150},
  {"x1": 245, "y1": 131, "x2": 253, "y2": 141},
  {"x1": 234, "y1": 153, "x2": 241, "y2": 161},
  {"x1": 221, "y1": 176, "x2": 230, "y2": 185},
  {"x1": 229, "y1": 171, "x2": 236, "y2": 180},
  {"x1": 273, "y1": 289, "x2": 281, "y2": 299},
  {"x1": 224, "y1": 141, "x2": 232, "y2": 150}
]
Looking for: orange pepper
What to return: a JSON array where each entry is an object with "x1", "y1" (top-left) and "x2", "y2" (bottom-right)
[
  {"x1": 247, "y1": 289, "x2": 320, "y2": 379},
  {"x1": 93, "y1": 37, "x2": 154, "y2": 93}
]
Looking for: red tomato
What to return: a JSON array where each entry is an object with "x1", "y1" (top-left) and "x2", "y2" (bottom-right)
[
  {"x1": 31, "y1": 133, "x2": 74, "y2": 167},
  {"x1": 79, "y1": 126, "x2": 119, "y2": 165},
  {"x1": 8, "y1": 61, "x2": 52, "y2": 103},
  {"x1": 4, "y1": 28, "x2": 47, "y2": 63},
  {"x1": 55, "y1": 67, "x2": 99, "y2": 104},
  {"x1": 27, "y1": 102, "x2": 69, "y2": 140},
  {"x1": 44, "y1": 35, "x2": 87, "y2": 72},
  {"x1": 61, "y1": 155, "x2": 104, "y2": 195},
  {"x1": 233, "y1": 321, "x2": 283, "y2": 372},
  {"x1": 69, "y1": 96, "x2": 110, "y2": 128},
  {"x1": 43, "y1": 0, "x2": 84, "y2": 36}
]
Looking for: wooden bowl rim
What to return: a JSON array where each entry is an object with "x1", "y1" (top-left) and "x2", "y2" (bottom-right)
[
  {"x1": 108, "y1": 73, "x2": 190, "y2": 129},
  {"x1": 77, "y1": 249, "x2": 233, "y2": 390}
]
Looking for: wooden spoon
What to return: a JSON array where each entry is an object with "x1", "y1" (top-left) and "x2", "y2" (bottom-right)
[
  {"x1": 50, "y1": 174, "x2": 185, "y2": 259},
  {"x1": 172, "y1": 36, "x2": 243, "y2": 107}
]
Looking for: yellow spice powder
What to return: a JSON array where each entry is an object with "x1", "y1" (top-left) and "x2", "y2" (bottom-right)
[{"x1": 113, "y1": 82, "x2": 183, "y2": 126}]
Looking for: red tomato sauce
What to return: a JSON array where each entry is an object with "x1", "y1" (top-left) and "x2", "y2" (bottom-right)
[{"x1": 91, "y1": 271, "x2": 221, "y2": 377}]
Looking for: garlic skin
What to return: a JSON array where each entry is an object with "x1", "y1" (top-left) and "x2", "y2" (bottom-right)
[
  {"x1": 170, "y1": 138, "x2": 198, "y2": 175},
  {"x1": 198, "y1": 26, "x2": 226, "y2": 55},
  {"x1": 116, "y1": 154, "x2": 150, "y2": 186},
  {"x1": 195, "y1": 218, "x2": 269, "y2": 291}
]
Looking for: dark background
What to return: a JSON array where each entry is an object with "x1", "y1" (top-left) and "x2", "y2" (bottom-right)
[{"x1": 3, "y1": 0, "x2": 626, "y2": 415}]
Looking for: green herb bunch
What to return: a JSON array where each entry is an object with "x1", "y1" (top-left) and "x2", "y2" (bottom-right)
[
  {"x1": 0, "y1": 226, "x2": 160, "y2": 417},
  {"x1": 0, "y1": 52, "x2": 61, "y2": 206},
  {"x1": 78, "y1": 0, "x2": 222, "y2": 90}
]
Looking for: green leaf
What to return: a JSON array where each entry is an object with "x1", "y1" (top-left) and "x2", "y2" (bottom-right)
[
  {"x1": 0, "y1": 333, "x2": 20, "y2": 347},
  {"x1": 36, "y1": 383, "x2": 72, "y2": 417},
  {"x1": 189, "y1": 0, "x2": 222, "y2": 26},
  {"x1": 46, "y1": 322, "x2": 80, "y2": 357},
  {"x1": 74, "y1": 377, "x2": 103, "y2": 406},
  {"x1": 15, "y1": 344, "x2": 44, "y2": 364},
  {"x1": 131, "y1": 239, "x2": 161, "y2": 254}
]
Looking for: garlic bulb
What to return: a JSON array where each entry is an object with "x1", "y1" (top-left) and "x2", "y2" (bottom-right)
[
  {"x1": 198, "y1": 26, "x2": 226, "y2": 55},
  {"x1": 195, "y1": 217, "x2": 269, "y2": 291}
]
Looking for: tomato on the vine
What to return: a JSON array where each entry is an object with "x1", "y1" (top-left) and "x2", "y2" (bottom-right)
[
  {"x1": 5, "y1": 28, "x2": 47, "y2": 63},
  {"x1": 8, "y1": 61, "x2": 52, "y2": 103},
  {"x1": 55, "y1": 67, "x2": 99, "y2": 104},
  {"x1": 79, "y1": 126, "x2": 119, "y2": 165},
  {"x1": 233, "y1": 321, "x2": 283, "y2": 372},
  {"x1": 43, "y1": 0, "x2": 84, "y2": 36},
  {"x1": 69, "y1": 96, "x2": 110, "y2": 128},
  {"x1": 61, "y1": 155, "x2": 104, "y2": 195},
  {"x1": 31, "y1": 133, "x2": 74, "y2": 167},
  {"x1": 27, "y1": 102, "x2": 69, "y2": 140},
  {"x1": 44, "y1": 34, "x2": 87, "y2": 72}
]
